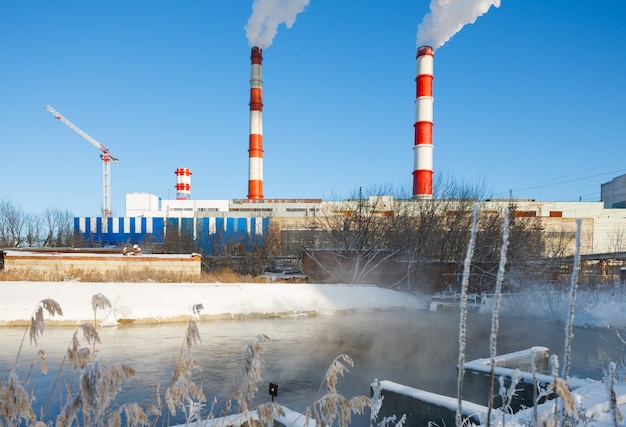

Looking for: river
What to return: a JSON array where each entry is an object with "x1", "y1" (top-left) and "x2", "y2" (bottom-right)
[{"x1": 1, "y1": 310, "x2": 624, "y2": 425}]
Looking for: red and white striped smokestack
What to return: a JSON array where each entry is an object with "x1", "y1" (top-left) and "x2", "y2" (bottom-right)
[
  {"x1": 175, "y1": 167, "x2": 192, "y2": 200},
  {"x1": 248, "y1": 47, "x2": 264, "y2": 200},
  {"x1": 413, "y1": 45, "x2": 434, "y2": 199}
]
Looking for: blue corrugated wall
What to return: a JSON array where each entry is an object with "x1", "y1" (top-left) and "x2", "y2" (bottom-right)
[
  {"x1": 74, "y1": 217, "x2": 165, "y2": 247},
  {"x1": 74, "y1": 216, "x2": 270, "y2": 253}
]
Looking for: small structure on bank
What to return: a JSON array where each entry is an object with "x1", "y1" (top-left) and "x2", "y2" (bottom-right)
[{"x1": 1, "y1": 248, "x2": 201, "y2": 276}]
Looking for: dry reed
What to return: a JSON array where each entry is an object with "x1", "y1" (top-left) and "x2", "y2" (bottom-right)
[
  {"x1": 150, "y1": 308, "x2": 206, "y2": 426},
  {"x1": 605, "y1": 362, "x2": 623, "y2": 427},
  {"x1": 546, "y1": 354, "x2": 577, "y2": 424},
  {"x1": 2, "y1": 298, "x2": 61, "y2": 426},
  {"x1": 222, "y1": 333, "x2": 272, "y2": 426},
  {"x1": 2, "y1": 298, "x2": 62, "y2": 425},
  {"x1": 2, "y1": 293, "x2": 376, "y2": 427},
  {"x1": 24, "y1": 349, "x2": 46, "y2": 391},
  {"x1": 10, "y1": 298, "x2": 63, "y2": 372},
  {"x1": 551, "y1": 378, "x2": 577, "y2": 420},
  {"x1": 241, "y1": 333, "x2": 270, "y2": 400},
  {"x1": 107, "y1": 402, "x2": 149, "y2": 427},
  {"x1": 0, "y1": 370, "x2": 36, "y2": 426},
  {"x1": 305, "y1": 354, "x2": 371, "y2": 427},
  {"x1": 77, "y1": 360, "x2": 139, "y2": 426},
  {"x1": 256, "y1": 402, "x2": 285, "y2": 427},
  {"x1": 44, "y1": 316, "x2": 102, "y2": 420}
]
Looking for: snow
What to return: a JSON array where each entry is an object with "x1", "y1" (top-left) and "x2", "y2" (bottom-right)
[
  {"x1": 382, "y1": 379, "x2": 482, "y2": 412},
  {"x1": 491, "y1": 378, "x2": 626, "y2": 427},
  {"x1": 176, "y1": 407, "x2": 312, "y2": 427},
  {"x1": 463, "y1": 346, "x2": 558, "y2": 386},
  {"x1": 0, "y1": 281, "x2": 430, "y2": 326},
  {"x1": 380, "y1": 379, "x2": 487, "y2": 416},
  {"x1": 483, "y1": 287, "x2": 626, "y2": 330},
  {"x1": 380, "y1": 377, "x2": 626, "y2": 427},
  {"x1": 2, "y1": 280, "x2": 626, "y2": 426},
  {"x1": 2, "y1": 280, "x2": 626, "y2": 329}
]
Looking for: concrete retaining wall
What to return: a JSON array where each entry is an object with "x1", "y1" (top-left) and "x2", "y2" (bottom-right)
[
  {"x1": 374, "y1": 347, "x2": 560, "y2": 426},
  {"x1": 2, "y1": 250, "x2": 201, "y2": 275},
  {"x1": 375, "y1": 380, "x2": 486, "y2": 427},
  {"x1": 463, "y1": 346, "x2": 554, "y2": 411}
]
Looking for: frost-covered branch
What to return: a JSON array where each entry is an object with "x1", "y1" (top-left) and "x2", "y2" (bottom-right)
[
  {"x1": 562, "y1": 219, "x2": 581, "y2": 381},
  {"x1": 487, "y1": 209, "x2": 509, "y2": 427},
  {"x1": 457, "y1": 202, "x2": 479, "y2": 427}
]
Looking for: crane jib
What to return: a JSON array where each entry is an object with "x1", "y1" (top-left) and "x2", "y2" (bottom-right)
[{"x1": 44, "y1": 104, "x2": 118, "y2": 221}]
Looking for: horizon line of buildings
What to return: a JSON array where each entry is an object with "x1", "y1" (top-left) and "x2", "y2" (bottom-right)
[{"x1": 73, "y1": 172, "x2": 626, "y2": 257}]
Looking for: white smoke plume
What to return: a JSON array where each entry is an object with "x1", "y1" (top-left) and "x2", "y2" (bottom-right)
[
  {"x1": 245, "y1": 0, "x2": 310, "y2": 49},
  {"x1": 417, "y1": 0, "x2": 501, "y2": 50}
]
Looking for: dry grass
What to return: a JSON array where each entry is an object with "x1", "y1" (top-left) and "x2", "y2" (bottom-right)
[
  {"x1": 0, "y1": 267, "x2": 305, "y2": 284},
  {"x1": 305, "y1": 354, "x2": 371, "y2": 427},
  {"x1": 0, "y1": 370, "x2": 36, "y2": 425}
]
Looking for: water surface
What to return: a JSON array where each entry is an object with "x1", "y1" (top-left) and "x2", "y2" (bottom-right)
[{"x1": 1, "y1": 310, "x2": 623, "y2": 425}]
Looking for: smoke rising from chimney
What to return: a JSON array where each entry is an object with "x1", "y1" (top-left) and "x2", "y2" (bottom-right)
[
  {"x1": 245, "y1": 0, "x2": 310, "y2": 49},
  {"x1": 417, "y1": 0, "x2": 501, "y2": 50}
]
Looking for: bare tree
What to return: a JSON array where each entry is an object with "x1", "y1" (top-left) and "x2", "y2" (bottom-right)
[
  {"x1": 23, "y1": 212, "x2": 42, "y2": 247},
  {"x1": 303, "y1": 188, "x2": 417, "y2": 285},
  {"x1": 302, "y1": 175, "x2": 549, "y2": 292},
  {"x1": 231, "y1": 234, "x2": 268, "y2": 276},
  {"x1": 0, "y1": 199, "x2": 26, "y2": 247},
  {"x1": 162, "y1": 219, "x2": 197, "y2": 253},
  {"x1": 396, "y1": 176, "x2": 492, "y2": 291},
  {"x1": 41, "y1": 208, "x2": 75, "y2": 247},
  {"x1": 603, "y1": 225, "x2": 626, "y2": 280}
]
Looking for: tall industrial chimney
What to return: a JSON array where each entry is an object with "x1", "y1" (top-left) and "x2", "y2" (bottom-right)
[
  {"x1": 175, "y1": 167, "x2": 192, "y2": 200},
  {"x1": 248, "y1": 47, "x2": 264, "y2": 200},
  {"x1": 413, "y1": 45, "x2": 434, "y2": 199}
]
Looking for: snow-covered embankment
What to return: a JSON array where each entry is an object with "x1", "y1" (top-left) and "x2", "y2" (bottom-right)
[{"x1": 0, "y1": 282, "x2": 429, "y2": 326}]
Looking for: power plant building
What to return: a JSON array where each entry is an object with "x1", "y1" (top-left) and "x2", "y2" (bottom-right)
[
  {"x1": 74, "y1": 177, "x2": 322, "y2": 251},
  {"x1": 601, "y1": 173, "x2": 626, "y2": 209},
  {"x1": 68, "y1": 45, "x2": 626, "y2": 264}
]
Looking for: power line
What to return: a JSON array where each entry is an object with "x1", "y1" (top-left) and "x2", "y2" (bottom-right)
[{"x1": 503, "y1": 168, "x2": 626, "y2": 196}]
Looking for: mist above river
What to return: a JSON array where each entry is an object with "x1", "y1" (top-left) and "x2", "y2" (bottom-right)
[{"x1": 2, "y1": 309, "x2": 624, "y2": 426}]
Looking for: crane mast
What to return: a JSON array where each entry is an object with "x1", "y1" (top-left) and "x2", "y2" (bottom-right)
[{"x1": 44, "y1": 105, "x2": 118, "y2": 223}]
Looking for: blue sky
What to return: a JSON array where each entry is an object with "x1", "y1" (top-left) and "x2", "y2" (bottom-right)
[{"x1": 2, "y1": 1, "x2": 626, "y2": 217}]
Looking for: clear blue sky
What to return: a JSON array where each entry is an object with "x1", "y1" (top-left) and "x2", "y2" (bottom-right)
[{"x1": 2, "y1": 1, "x2": 626, "y2": 217}]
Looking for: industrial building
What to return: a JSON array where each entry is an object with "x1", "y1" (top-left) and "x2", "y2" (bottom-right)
[
  {"x1": 74, "y1": 166, "x2": 322, "y2": 252},
  {"x1": 75, "y1": 189, "x2": 322, "y2": 252},
  {"x1": 69, "y1": 44, "x2": 626, "y2": 267},
  {"x1": 601, "y1": 173, "x2": 626, "y2": 209},
  {"x1": 72, "y1": 46, "x2": 324, "y2": 252}
]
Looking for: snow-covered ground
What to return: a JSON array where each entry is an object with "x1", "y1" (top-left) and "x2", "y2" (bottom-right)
[
  {"x1": 2, "y1": 280, "x2": 626, "y2": 426},
  {"x1": 496, "y1": 285, "x2": 626, "y2": 330},
  {"x1": 0, "y1": 281, "x2": 430, "y2": 326},
  {"x1": 3, "y1": 280, "x2": 626, "y2": 330}
]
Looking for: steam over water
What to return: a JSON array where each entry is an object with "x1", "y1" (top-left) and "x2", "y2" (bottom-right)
[{"x1": 2, "y1": 310, "x2": 624, "y2": 425}]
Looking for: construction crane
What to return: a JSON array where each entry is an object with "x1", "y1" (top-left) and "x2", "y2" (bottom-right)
[{"x1": 44, "y1": 105, "x2": 118, "y2": 220}]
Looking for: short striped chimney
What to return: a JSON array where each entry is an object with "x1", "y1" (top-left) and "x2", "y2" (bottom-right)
[
  {"x1": 248, "y1": 46, "x2": 264, "y2": 200},
  {"x1": 413, "y1": 45, "x2": 434, "y2": 199},
  {"x1": 175, "y1": 167, "x2": 192, "y2": 200}
]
